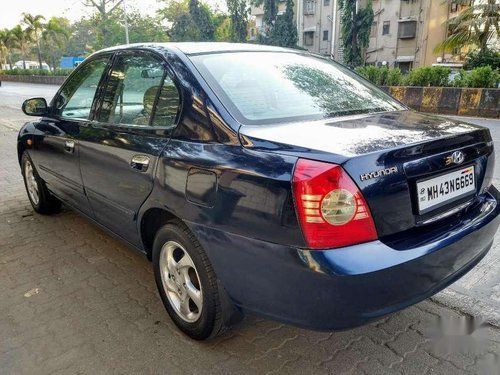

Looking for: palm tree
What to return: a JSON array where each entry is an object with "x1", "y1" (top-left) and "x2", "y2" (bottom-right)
[
  {"x1": 9, "y1": 25, "x2": 32, "y2": 69},
  {"x1": 435, "y1": 0, "x2": 500, "y2": 54},
  {"x1": 22, "y1": 13, "x2": 46, "y2": 69},
  {"x1": 42, "y1": 17, "x2": 70, "y2": 71},
  {"x1": 0, "y1": 29, "x2": 10, "y2": 69}
]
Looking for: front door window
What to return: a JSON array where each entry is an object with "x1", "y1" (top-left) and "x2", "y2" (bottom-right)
[{"x1": 54, "y1": 57, "x2": 109, "y2": 120}]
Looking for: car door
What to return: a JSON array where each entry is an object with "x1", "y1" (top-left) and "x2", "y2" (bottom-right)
[
  {"x1": 31, "y1": 56, "x2": 111, "y2": 216},
  {"x1": 76, "y1": 51, "x2": 181, "y2": 246}
]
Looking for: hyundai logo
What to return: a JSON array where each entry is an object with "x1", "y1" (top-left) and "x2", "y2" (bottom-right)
[{"x1": 445, "y1": 151, "x2": 465, "y2": 166}]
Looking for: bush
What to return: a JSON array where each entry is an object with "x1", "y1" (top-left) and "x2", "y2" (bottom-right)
[
  {"x1": 404, "y1": 66, "x2": 451, "y2": 87},
  {"x1": 53, "y1": 68, "x2": 74, "y2": 76},
  {"x1": 386, "y1": 68, "x2": 403, "y2": 86},
  {"x1": 464, "y1": 50, "x2": 500, "y2": 70},
  {"x1": 0, "y1": 68, "x2": 72, "y2": 76},
  {"x1": 2, "y1": 69, "x2": 50, "y2": 76},
  {"x1": 453, "y1": 66, "x2": 500, "y2": 88},
  {"x1": 357, "y1": 66, "x2": 403, "y2": 86}
]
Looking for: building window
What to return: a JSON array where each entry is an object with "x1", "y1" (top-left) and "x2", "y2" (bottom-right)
[
  {"x1": 382, "y1": 21, "x2": 390, "y2": 35},
  {"x1": 304, "y1": 31, "x2": 314, "y2": 46},
  {"x1": 324, "y1": 0, "x2": 330, "y2": 5},
  {"x1": 398, "y1": 20, "x2": 417, "y2": 39},
  {"x1": 396, "y1": 61, "x2": 412, "y2": 73},
  {"x1": 304, "y1": 0, "x2": 316, "y2": 15},
  {"x1": 370, "y1": 22, "x2": 377, "y2": 37},
  {"x1": 323, "y1": 30, "x2": 329, "y2": 41}
]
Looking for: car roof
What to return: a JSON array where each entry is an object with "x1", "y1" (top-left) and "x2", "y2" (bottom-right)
[
  {"x1": 169, "y1": 42, "x2": 293, "y2": 55},
  {"x1": 90, "y1": 42, "x2": 299, "y2": 58}
]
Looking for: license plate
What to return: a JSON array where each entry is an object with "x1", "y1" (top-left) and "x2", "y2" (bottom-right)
[{"x1": 417, "y1": 166, "x2": 475, "y2": 213}]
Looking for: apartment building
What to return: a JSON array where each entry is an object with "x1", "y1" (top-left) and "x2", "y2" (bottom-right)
[
  {"x1": 250, "y1": 0, "x2": 343, "y2": 59},
  {"x1": 250, "y1": 0, "x2": 470, "y2": 70},
  {"x1": 367, "y1": 0, "x2": 466, "y2": 71}
]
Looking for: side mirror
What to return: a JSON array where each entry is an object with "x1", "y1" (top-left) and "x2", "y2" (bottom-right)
[{"x1": 22, "y1": 98, "x2": 48, "y2": 116}]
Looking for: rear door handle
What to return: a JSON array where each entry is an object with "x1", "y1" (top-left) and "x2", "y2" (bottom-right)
[
  {"x1": 64, "y1": 140, "x2": 75, "y2": 154},
  {"x1": 130, "y1": 154, "x2": 150, "y2": 172}
]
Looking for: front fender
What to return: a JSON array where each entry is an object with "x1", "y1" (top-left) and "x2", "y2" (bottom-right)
[{"x1": 17, "y1": 121, "x2": 38, "y2": 165}]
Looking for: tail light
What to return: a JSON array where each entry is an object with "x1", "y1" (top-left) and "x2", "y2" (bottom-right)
[{"x1": 292, "y1": 159, "x2": 377, "y2": 249}]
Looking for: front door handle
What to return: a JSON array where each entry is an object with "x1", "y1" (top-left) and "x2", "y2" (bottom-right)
[
  {"x1": 64, "y1": 140, "x2": 75, "y2": 154},
  {"x1": 130, "y1": 154, "x2": 150, "y2": 172}
]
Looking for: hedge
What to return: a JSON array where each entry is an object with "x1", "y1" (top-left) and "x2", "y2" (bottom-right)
[
  {"x1": 0, "y1": 68, "x2": 73, "y2": 77},
  {"x1": 357, "y1": 65, "x2": 500, "y2": 88}
]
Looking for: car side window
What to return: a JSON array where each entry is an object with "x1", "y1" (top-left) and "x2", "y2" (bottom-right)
[
  {"x1": 54, "y1": 57, "x2": 109, "y2": 120},
  {"x1": 97, "y1": 53, "x2": 180, "y2": 128},
  {"x1": 151, "y1": 76, "x2": 181, "y2": 128}
]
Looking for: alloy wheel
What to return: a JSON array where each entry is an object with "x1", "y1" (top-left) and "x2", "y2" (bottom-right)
[
  {"x1": 24, "y1": 160, "x2": 40, "y2": 206},
  {"x1": 159, "y1": 240, "x2": 203, "y2": 322}
]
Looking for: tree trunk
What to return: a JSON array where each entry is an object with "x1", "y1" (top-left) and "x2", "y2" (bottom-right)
[
  {"x1": 51, "y1": 52, "x2": 56, "y2": 72},
  {"x1": 37, "y1": 38, "x2": 43, "y2": 70},
  {"x1": 22, "y1": 46, "x2": 26, "y2": 70},
  {"x1": 102, "y1": 12, "x2": 109, "y2": 47}
]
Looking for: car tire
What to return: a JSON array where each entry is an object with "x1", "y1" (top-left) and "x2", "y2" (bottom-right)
[
  {"x1": 152, "y1": 221, "x2": 227, "y2": 340},
  {"x1": 21, "y1": 151, "x2": 61, "y2": 215}
]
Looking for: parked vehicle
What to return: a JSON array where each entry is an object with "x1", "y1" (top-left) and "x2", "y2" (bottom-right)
[
  {"x1": 13, "y1": 60, "x2": 50, "y2": 70},
  {"x1": 18, "y1": 43, "x2": 500, "y2": 340}
]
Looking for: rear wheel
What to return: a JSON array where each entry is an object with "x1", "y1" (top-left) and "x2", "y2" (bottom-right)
[
  {"x1": 21, "y1": 152, "x2": 61, "y2": 215},
  {"x1": 152, "y1": 221, "x2": 227, "y2": 340}
]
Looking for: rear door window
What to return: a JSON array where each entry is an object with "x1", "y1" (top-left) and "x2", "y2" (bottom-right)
[{"x1": 97, "y1": 53, "x2": 180, "y2": 128}]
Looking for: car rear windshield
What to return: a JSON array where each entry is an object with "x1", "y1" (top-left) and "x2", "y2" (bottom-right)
[{"x1": 190, "y1": 52, "x2": 405, "y2": 125}]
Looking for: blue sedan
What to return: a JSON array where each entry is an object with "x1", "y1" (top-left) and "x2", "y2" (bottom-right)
[{"x1": 17, "y1": 43, "x2": 500, "y2": 340}]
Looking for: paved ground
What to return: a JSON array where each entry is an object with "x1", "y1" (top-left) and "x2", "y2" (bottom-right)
[
  {"x1": 434, "y1": 116, "x2": 500, "y2": 328},
  {"x1": 1, "y1": 82, "x2": 500, "y2": 374}
]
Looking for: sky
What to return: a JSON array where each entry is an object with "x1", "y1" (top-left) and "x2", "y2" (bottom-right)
[{"x1": 0, "y1": 0, "x2": 207, "y2": 29}]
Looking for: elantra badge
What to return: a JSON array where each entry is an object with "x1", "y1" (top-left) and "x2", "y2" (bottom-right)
[
  {"x1": 445, "y1": 151, "x2": 465, "y2": 166},
  {"x1": 360, "y1": 166, "x2": 398, "y2": 181}
]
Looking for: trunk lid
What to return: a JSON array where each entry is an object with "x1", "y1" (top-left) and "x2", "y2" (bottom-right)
[{"x1": 238, "y1": 110, "x2": 495, "y2": 243}]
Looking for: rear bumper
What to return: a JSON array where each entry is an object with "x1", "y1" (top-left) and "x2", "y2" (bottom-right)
[{"x1": 186, "y1": 189, "x2": 500, "y2": 331}]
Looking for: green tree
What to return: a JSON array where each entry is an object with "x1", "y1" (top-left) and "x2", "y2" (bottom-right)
[
  {"x1": 158, "y1": 0, "x2": 217, "y2": 42},
  {"x1": 189, "y1": 0, "x2": 216, "y2": 40},
  {"x1": 269, "y1": 0, "x2": 297, "y2": 47},
  {"x1": 0, "y1": 29, "x2": 10, "y2": 68},
  {"x1": 159, "y1": 0, "x2": 199, "y2": 41},
  {"x1": 93, "y1": 7, "x2": 168, "y2": 46},
  {"x1": 64, "y1": 17, "x2": 99, "y2": 55},
  {"x1": 252, "y1": 0, "x2": 297, "y2": 47},
  {"x1": 42, "y1": 17, "x2": 71, "y2": 70},
  {"x1": 435, "y1": 0, "x2": 500, "y2": 54},
  {"x1": 215, "y1": 17, "x2": 232, "y2": 41},
  {"x1": 10, "y1": 24, "x2": 32, "y2": 69},
  {"x1": 464, "y1": 49, "x2": 500, "y2": 70},
  {"x1": 82, "y1": 0, "x2": 124, "y2": 48},
  {"x1": 261, "y1": 0, "x2": 278, "y2": 26},
  {"x1": 226, "y1": 0, "x2": 249, "y2": 42},
  {"x1": 121, "y1": 12, "x2": 168, "y2": 43},
  {"x1": 339, "y1": 0, "x2": 374, "y2": 67},
  {"x1": 22, "y1": 13, "x2": 45, "y2": 69}
]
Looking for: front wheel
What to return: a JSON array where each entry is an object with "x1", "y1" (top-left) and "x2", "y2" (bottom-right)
[
  {"x1": 152, "y1": 221, "x2": 227, "y2": 340},
  {"x1": 21, "y1": 152, "x2": 61, "y2": 215}
]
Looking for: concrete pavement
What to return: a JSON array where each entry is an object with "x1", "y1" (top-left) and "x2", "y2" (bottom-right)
[
  {"x1": 1, "y1": 82, "x2": 500, "y2": 374},
  {"x1": 433, "y1": 116, "x2": 500, "y2": 328}
]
